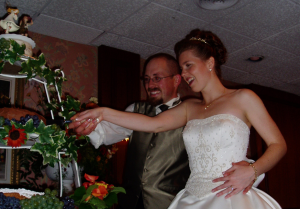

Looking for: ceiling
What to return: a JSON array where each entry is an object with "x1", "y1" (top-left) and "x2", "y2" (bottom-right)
[{"x1": 1, "y1": 0, "x2": 300, "y2": 96}]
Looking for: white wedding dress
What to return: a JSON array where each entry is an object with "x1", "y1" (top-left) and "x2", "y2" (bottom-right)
[{"x1": 168, "y1": 114, "x2": 281, "y2": 209}]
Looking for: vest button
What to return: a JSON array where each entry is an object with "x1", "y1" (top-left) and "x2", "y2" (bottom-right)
[
  {"x1": 146, "y1": 155, "x2": 151, "y2": 159},
  {"x1": 144, "y1": 168, "x2": 148, "y2": 172},
  {"x1": 150, "y1": 143, "x2": 155, "y2": 147}
]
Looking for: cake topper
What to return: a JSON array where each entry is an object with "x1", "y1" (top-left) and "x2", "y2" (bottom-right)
[{"x1": 0, "y1": 7, "x2": 20, "y2": 34}]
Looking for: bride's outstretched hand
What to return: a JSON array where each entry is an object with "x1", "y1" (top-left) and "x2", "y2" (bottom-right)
[
  {"x1": 211, "y1": 161, "x2": 255, "y2": 199},
  {"x1": 68, "y1": 108, "x2": 103, "y2": 135}
]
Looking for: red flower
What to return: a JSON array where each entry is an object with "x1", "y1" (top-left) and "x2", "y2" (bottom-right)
[
  {"x1": 3, "y1": 125, "x2": 27, "y2": 147},
  {"x1": 82, "y1": 182, "x2": 94, "y2": 189},
  {"x1": 84, "y1": 173, "x2": 99, "y2": 182}
]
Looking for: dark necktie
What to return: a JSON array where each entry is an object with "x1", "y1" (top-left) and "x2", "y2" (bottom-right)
[{"x1": 159, "y1": 104, "x2": 169, "y2": 112}]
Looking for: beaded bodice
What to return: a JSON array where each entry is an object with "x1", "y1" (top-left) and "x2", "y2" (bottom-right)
[{"x1": 183, "y1": 114, "x2": 250, "y2": 199}]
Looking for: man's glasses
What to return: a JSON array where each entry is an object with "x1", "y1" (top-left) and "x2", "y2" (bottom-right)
[{"x1": 141, "y1": 75, "x2": 174, "y2": 83}]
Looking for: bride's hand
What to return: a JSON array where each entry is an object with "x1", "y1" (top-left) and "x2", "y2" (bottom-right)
[
  {"x1": 211, "y1": 161, "x2": 255, "y2": 198},
  {"x1": 69, "y1": 108, "x2": 103, "y2": 135}
]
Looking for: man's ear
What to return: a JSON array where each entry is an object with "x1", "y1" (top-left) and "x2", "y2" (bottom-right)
[{"x1": 174, "y1": 74, "x2": 182, "y2": 87}]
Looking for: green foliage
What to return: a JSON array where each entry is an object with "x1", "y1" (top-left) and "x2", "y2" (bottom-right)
[
  {"x1": 0, "y1": 119, "x2": 89, "y2": 167},
  {"x1": 0, "y1": 38, "x2": 10, "y2": 51}
]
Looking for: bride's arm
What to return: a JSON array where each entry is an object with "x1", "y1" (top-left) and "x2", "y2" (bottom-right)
[
  {"x1": 212, "y1": 89, "x2": 287, "y2": 198},
  {"x1": 70, "y1": 102, "x2": 188, "y2": 134}
]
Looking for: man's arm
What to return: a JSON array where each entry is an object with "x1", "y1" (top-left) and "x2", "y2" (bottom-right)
[
  {"x1": 88, "y1": 121, "x2": 133, "y2": 148},
  {"x1": 70, "y1": 104, "x2": 135, "y2": 148}
]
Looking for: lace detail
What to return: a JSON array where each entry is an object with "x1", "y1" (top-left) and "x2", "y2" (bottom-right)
[{"x1": 183, "y1": 114, "x2": 250, "y2": 199}]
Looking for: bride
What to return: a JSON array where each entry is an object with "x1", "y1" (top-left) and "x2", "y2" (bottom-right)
[{"x1": 70, "y1": 29, "x2": 286, "y2": 208}]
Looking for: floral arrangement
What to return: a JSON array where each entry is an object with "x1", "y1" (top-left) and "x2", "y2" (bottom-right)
[
  {"x1": 70, "y1": 173, "x2": 125, "y2": 209},
  {"x1": 78, "y1": 143, "x2": 118, "y2": 182},
  {"x1": 0, "y1": 38, "x2": 89, "y2": 167}
]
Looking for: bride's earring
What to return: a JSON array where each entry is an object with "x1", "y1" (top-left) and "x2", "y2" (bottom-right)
[{"x1": 209, "y1": 68, "x2": 212, "y2": 72}]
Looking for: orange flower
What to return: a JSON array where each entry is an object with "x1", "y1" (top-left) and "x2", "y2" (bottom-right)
[
  {"x1": 3, "y1": 125, "x2": 26, "y2": 147},
  {"x1": 92, "y1": 182, "x2": 108, "y2": 200}
]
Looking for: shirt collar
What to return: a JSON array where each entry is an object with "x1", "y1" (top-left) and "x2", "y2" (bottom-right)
[{"x1": 155, "y1": 94, "x2": 181, "y2": 114}]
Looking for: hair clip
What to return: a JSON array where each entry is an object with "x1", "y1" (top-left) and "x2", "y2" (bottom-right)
[{"x1": 190, "y1": 37, "x2": 208, "y2": 45}]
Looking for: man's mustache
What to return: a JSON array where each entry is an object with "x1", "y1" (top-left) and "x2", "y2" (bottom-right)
[{"x1": 147, "y1": 87, "x2": 161, "y2": 92}]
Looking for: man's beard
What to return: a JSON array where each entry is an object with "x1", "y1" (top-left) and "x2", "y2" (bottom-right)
[{"x1": 147, "y1": 88, "x2": 163, "y2": 106}]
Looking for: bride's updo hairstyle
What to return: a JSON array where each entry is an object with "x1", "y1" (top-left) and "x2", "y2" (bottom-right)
[{"x1": 174, "y1": 29, "x2": 227, "y2": 79}]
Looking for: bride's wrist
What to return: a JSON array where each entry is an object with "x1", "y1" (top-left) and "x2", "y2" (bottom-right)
[{"x1": 249, "y1": 163, "x2": 258, "y2": 183}]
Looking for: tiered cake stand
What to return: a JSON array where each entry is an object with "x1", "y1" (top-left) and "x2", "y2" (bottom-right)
[{"x1": 0, "y1": 34, "x2": 81, "y2": 197}]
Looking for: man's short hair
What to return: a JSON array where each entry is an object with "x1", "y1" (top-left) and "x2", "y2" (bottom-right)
[{"x1": 142, "y1": 53, "x2": 181, "y2": 78}]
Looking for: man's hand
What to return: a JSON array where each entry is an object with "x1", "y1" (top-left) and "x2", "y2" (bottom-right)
[
  {"x1": 211, "y1": 161, "x2": 254, "y2": 198},
  {"x1": 68, "y1": 120, "x2": 98, "y2": 136}
]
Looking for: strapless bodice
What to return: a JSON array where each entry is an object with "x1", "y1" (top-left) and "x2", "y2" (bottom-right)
[{"x1": 183, "y1": 114, "x2": 250, "y2": 199}]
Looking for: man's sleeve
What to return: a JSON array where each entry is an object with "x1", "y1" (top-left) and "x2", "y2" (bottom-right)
[{"x1": 87, "y1": 103, "x2": 135, "y2": 148}]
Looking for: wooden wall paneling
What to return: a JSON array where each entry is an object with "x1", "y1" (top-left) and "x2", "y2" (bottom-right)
[
  {"x1": 98, "y1": 45, "x2": 140, "y2": 186},
  {"x1": 247, "y1": 84, "x2": 300, "y2": 209}
]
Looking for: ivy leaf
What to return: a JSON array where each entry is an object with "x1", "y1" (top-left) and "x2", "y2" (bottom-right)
[
  {"x1": 52, "y1": 131, "x2": 66, "y2": 145},
  {"x1": 20, "y1": 60, "x2": 33, "y2": 78},
  {"x1": 30, "y1": 143, "x2": 46, "y2": 155},
  {"x1": 61, "y1": 95, "x2": 81, "y2": 111},
  {"x1": 10, "y1": 39, "x2": 25, "y2": 56},
  {"x1": 23, "y1": 119, "x2": 34, "y2": 133},
  {"x1": 44, "y1": 69, "x2": 56, "y2": 85},
  {"x1": 61, "y1": 157, "x2": 72, "y2": 167},
  {"x1": 42, "y1": 155, "x2": 57, "y2": 166},
  {"x1": 35, "y1": 122, "x2": 55, "y2": 144},
  {"x1": 10, "y1": 121, "x2": 23, "y2": 129},
  {"x1": 0, "y1": 129, "x2": 8, "y2": 143},
  {"x1": 45, "y1": 143, "x2": 60, "y2": 158},
  {"x1": 4, "y1": 49, "x2": 18, "y2": 64}
]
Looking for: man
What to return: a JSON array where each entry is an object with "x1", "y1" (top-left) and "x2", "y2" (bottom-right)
[{"x1": 70, "y1": 53, "x2": 191, "y2": 209}]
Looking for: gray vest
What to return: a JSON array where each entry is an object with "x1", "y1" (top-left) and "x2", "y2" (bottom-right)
[{"x1": 118, "y1": 102, "x2": 190, "y2": 209}]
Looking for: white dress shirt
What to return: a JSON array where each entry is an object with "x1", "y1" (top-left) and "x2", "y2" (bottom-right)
[{"x1": 88, "y1": 94, "x2": 181, "y2": 149}]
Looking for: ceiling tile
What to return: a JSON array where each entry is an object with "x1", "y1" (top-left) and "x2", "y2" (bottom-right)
[
  {"x1": 225, "y1": 42, "x2": 297, "y2": 73},
  {"x1": 221, "y1": 66, "x2": 248, "y2": 81},
  {"x1": 42, "y1": 0, "x2": 149, "y2": 30},
  {"x1": 255, "y1": 57, "x2": 300, "y2": 83},
  {"x1": 203, "y1": 25, "x2": 256, "y2": 53},
  {"x1": 156, "y1": 48, "x2": 176, "y2": 58},
  {"x1": 30, "y1": 14, "x2": 103, "y2": 44},
  {"x1": 289, "y1": 77, "x2": 300, "y2": 85},
  {"x1": 262, "y1": 25, "x2": 300, "y2": 56},
  {"x1": 212, "y1": 0, "x2": 300, "y2": 40},
  {"x1": 91, "y1": 33, "x2": 161, "y2": 59},
  {"x1": 111, "y1": 3, "x2": 208, "y2": 48},
  {"x1": 232, "y1": 73, "x2": 283, "y2": 88},
  {"x1": 153, "y1": 0, "x2": 251, "y2": 23},
  {"x1": 3, "y1": 0, "x2": 49, "y2": 11}
]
